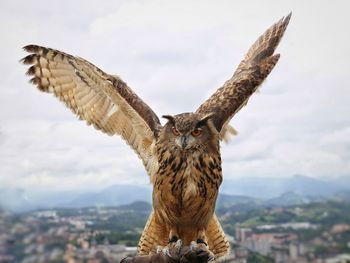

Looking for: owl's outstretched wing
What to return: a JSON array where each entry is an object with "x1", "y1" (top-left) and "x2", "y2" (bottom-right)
[
  {"x1": 196, "y1": 13, "x2": 291, "y2": 133},
  {"x1": 21, "y1": 45, "x2": 161, "y2": 177}
]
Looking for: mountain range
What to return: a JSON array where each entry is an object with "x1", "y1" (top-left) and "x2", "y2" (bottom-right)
[
  {"x1": 220, "y1": 174, "x2": 347, "y2": 198},
  {"x1": 1, "y1": 174, "x2": 349, "y2": 212}
]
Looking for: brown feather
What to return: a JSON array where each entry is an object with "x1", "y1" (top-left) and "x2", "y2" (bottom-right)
[
  {"x1": 138, "y1": 211, "x2": 169, "y2": 255},
  {"x1": 196, "y1": 13, "x2": 291, "y2": 132},
  {"x1": 206, "y1": 214, "x2": 230, "y2": 260},
  {"x1": 21, "y1": 45, "x2": 161, "y2": 177}
]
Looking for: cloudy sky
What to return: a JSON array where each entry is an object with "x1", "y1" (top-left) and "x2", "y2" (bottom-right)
[{"x1": 1, "y1": 0, "x2": 349, "y2": 192}]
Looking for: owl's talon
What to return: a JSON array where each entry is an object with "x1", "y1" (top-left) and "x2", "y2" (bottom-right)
[
  {"x1": 175, "y1": 239, "x2": 183, "y2": 250},
  {"x1": 188, "y1": 240, "x2": 215, "y2": 261},
  {"x1": 162, "y1": 247, "x2": 171, "y2": 257},
  {"x1": 190, "y1": 241, "x2": 197, "y2": 251},
  {"x1": 207, "y1": 252, "x2": 215, "y2": 262},
  {"x1": 159, "y1": 239, "x2": 183, "y2": 259}
]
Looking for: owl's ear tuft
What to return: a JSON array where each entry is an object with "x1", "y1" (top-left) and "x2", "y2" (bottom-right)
[
  {"x1": 196, "y1": 113, "x2": 214, "y2": 127},
  {"x1": 162, "y1": 115, "x2": 175, "y2": 124}
]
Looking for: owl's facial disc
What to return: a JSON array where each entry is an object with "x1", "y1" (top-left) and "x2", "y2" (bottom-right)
[{"x1": 163, "y1": 112, "x2": 211, "y2": 151}]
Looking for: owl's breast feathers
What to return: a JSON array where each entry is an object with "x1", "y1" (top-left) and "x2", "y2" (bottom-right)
[{"x1": 153, "y1": 147, "x2": 222, "y2": 227}]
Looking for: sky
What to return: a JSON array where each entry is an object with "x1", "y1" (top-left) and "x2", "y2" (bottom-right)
[{"x1": 0, "y1": 0, "x2": 349, "y2": 192}]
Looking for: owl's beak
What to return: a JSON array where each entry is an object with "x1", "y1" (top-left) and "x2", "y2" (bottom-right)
[
  {"x1": 180, "y1": 136, "x2": 188, "y2": 149},
  {"x1": 178, "y1": 135, "x2": 188, "y2": 149}
]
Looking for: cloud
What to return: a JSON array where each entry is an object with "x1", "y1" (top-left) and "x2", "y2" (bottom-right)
[{"x1": 0, "y1": 120, "x2": 148, "y2": 191}]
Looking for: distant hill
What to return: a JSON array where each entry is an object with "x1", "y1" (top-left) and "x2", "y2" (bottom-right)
[
  {"x1": 332, "y1": 189, "x2": 350, "y2": 202},
  {"x1": 0, "y1": 188, "x2": 32, "y2": 212},
  {"x1": 1, "y1": 174, "x2": 350, "y2": 212},
  {"x1": 117, "y1": 201, "x2": 152, "y2": 212},
  {"x1": 220, "y1": 174, "x2": 349, "y2": 199},
  {"x1": 216, "y1": 194, "x2": 261, "y2": 213},
  {"x1": 265, "y1": 191, "x2": 314, "y2": 207},
  {"x1": 0, "y1": 185, "x2": 152, "y2": 212},
  {"x1": 61, "y1": 184, "x2": 152, "y2": 208}
]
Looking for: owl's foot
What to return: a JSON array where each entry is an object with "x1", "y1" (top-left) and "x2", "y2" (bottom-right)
[
  {"x1": 182, "y1": 240, "x2": 215, "y2": 262},
  {"x1": 157, "y1": 239, "x2": 182, "y2": 260}
]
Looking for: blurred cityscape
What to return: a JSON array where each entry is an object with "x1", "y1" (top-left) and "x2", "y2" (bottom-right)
[
  {"x1": 0, "y1": 202, "x2": 149, "y2": 263},
  {"x1": 1, "y1": 198, "x2": 350, "y2": 262}
]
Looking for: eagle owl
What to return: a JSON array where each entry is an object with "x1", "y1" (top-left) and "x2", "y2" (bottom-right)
[{"x1": 22, "y1": 14, "x2": 291, "y2": 261}]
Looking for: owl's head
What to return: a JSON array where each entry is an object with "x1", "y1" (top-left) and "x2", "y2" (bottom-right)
[{"x1": 159, "y1": 112, "x2": 219, "y2": 153}]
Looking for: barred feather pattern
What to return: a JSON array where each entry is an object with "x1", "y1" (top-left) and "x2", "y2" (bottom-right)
[
  {"x1": 138, "y1": 211, "x2": 169, "y2": 255},
  {"x1": 21, "y1": 45, "x2": 160, "y2": 177},
  {"x1": 197, "y1": 13, "x2": 291, "y2": 132},
  {"x1": 138, "y1": 213, "x2": 230, "y2": 261},
  {"x1": 206, "y1": 214, "x2": 230, "y2": 260}
]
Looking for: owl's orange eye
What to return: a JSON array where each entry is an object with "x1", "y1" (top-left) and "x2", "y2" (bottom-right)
[
  {"x1": 191, "y1": 129, "x2": 202, "y2": 137},
  {"x1": 172, "y1": 127, "x2": 180, "y2": 136}
]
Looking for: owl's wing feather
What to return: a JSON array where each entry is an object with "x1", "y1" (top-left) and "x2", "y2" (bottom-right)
[
  {"x1": 21, "y1": 45, "x2": 161, "y2": 177},
  {"x1": 196, "y1": 13, "x2": 291, "y2": 132}
]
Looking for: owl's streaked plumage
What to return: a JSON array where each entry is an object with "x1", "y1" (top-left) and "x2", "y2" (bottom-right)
[{"x1": 22, "y1": 13, "x2": 291, "y2": 261}]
